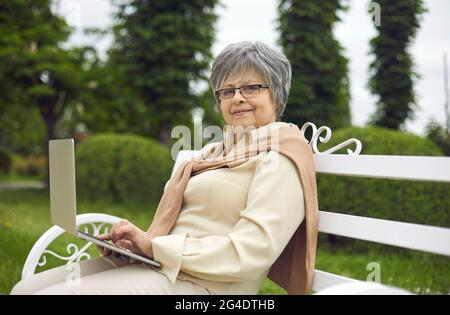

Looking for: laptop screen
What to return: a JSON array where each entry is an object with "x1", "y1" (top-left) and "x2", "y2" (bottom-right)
[{"x1": 49, "y1": 139, "x2": 77, "y2": 234}]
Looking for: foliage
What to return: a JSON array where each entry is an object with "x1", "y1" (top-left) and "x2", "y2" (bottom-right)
[
  {"x1": 316, "y1": 126, "x2": 449, "y2": 250},
  {"x1": 368, "y1": 0, "x2": 426, "y2": 130},
  {"x1": 12, "y1": 155, "x2": 46, "y2": 178},
  {"x1": 425, "y1": 119, "x2": 450, "y2": 156},
  {"x1": 105, "y1": 0, "x2": 220, "y2": 145},
  {"x1": 277, "y1": 0, "x2": 351, "y2": 129},
  {"x1": 0, "y1": 147, "x2": 12, "y2": 174},
  {"x1": 0, "y1": 0, "x2": 95, "y2": 186},
  {"x1": 0, "y1": 105, "x2": 46, "y2": 156},
  {"x1": 75, "y1": 133, "x2": 173, "y2": 204}
]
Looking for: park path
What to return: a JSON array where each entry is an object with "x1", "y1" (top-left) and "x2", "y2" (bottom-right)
[{"x1": 0, "y1": 181, "x2": 45, "y2": 190}]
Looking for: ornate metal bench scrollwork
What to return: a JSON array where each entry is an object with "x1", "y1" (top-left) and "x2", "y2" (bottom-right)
[
  {"x1": 299, "y1": 122, "x2": 362, "y2": 155},
  {"x1": 37, "y1": 222, "x2": 113, "y2": 268},
  {"x1": 22, "y1": 213, "x2": 122, "y2": 280}
]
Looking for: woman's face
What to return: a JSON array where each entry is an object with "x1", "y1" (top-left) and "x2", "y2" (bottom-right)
[{"x1": 218, "y1": 70, "x2": 277, "y2": 129}]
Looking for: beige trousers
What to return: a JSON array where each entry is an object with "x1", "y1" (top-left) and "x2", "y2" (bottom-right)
[{"x1": 11, "y1": 256, "x2": 213, "y2": 295}]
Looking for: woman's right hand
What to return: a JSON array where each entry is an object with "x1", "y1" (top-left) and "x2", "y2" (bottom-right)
[
  {"x1": 95, "y1": 242, "x2": 111, "y2": 257},
  {"x1": 94, "y1": 219, "x2": 154, "y2": 258},
  {"x1": 95, "y1": 239, "x2": 114, "y2": 257},
  {"x1": 95, "y1": 239, "x2": 133, "y2": 257}
]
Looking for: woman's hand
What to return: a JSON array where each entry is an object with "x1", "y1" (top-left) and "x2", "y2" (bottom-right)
[{"x1": 95, "y1": 219, "x2": 154, "y2": 258}]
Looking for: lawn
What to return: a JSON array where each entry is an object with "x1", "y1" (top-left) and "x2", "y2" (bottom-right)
[
  {"x1": 0, "y1": 189, "x2": 448, "y2": 295},
  {"x1": 0, "y1": 174, "x2": 44, "y2": 182}
]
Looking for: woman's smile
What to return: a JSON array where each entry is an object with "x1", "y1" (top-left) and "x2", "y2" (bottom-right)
[{"x1": 232, "y1": 109, "x2": 253, "y2": 117}]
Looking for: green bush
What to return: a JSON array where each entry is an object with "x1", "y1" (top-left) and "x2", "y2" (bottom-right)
[
  {"x1": 76, "y1": 133, "x2": 173, "y2": 205},
  {"x1": 316, "y1": 126, "x2": 450, "y2": 251},
  {"x1": 0, "y1": 148, "x2": 12, "y2": 174},
  {"x1": 12, "y1": 155, "x2": 46, "y2": 178},
  {"x1": 425, "y1": 120, "x2": 450, "y2": 156}
]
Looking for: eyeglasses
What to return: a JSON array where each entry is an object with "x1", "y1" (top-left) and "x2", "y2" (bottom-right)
[{"x1": 215, "y1": 84, "x2": 270, "y2": 101}]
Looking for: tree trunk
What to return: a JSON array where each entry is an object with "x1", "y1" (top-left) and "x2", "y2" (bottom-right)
[
  {"x1": 43, "y1": 115, "x2": 55, "y2": 190},
  {"x1": 158, "y1": 120, "x2": 171, "y2": 147}
]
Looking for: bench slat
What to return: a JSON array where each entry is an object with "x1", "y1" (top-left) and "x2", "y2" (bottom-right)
[
  {"x1": 314, "y1": 154, "x2": 450, "y2": 182},
  {"x1": 312, "y1": 269, "x2": 361, "y2": 292},
  {"x1": 318, "y1": 211, "x2": 450, "y2": 256}
]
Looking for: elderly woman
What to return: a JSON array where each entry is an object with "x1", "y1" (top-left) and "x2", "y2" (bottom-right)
[{"x1": 11, "y1": 41, "x2": 318, "y2": 295}]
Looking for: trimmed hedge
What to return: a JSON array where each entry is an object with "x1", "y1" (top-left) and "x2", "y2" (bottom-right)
[
  {"x1": 75, "y1": 134, "x2": 173, "y2": 205},
  {"x1": 316, "y1": 126, "x2": 450, "y2": 250},
  {"x1": 13, "y1": 155, "x2": 46, "y2": 178}
]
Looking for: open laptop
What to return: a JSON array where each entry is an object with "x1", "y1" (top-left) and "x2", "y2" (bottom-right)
[{"x1": 49, "y1": 138, "x2": 161, "y2": 268}]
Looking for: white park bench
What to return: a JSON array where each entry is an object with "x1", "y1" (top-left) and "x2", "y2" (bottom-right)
[{"x1": 21, "y1": 122, "x2": 450, "y2": 294}]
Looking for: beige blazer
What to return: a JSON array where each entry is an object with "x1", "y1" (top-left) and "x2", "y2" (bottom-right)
[{"x1": 150, "y1": 122, "x2": 313, "y2": 294}]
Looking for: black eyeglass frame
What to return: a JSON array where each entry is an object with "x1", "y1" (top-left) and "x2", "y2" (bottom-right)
[{"x1": 215, "y1": 84, "x2": 270, "y2": 101}]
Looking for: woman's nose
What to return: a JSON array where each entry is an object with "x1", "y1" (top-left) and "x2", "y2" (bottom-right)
[{"x1": 232, "y1": 89, "x2": 245, "y2": 104}]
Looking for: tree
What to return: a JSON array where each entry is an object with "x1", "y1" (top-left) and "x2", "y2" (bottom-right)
[
  {"x1": 0, "y1": 0, "x2": 90, "y2": 186},
  {"x1": 368, "y1": 0, "x2": 426, "y2": 130},
  {"x1": 425, "y1": 119, "x2": 450, "y2": 156},
  {"x1": 107, "y1": 0, "x2": 219, "y2": 146},
  {"x1": 0, "y1": 102, "x2": 45, "y2": 156},
  {"x1": 277, "y1": 0, "x2": 351, "y2": 129},
  {"x1": 72, "y1": 52, "x2": 148, "y2": 136}
]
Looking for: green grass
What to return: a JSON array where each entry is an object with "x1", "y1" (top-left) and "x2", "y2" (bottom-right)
[
  {"x1": 0, "y1": 189, "x2": 158, "y2": 294},
  {"x1": 258, "y1": 244, "x2": 450, "y2": 295},
  {"x1": 0, "y1": 189, "x2": 448, "y2": 295},
  {"x1": 0, "y1": 174, "x2": 43, "y2": 182},
  {"x1": 314, "y1": 243, "x2": 449, "y2": 295}
]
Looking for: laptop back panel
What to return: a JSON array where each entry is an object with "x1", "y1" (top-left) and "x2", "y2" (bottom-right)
[{"x1": 49, "y1": 139, "x2": 77, "y2": 234}]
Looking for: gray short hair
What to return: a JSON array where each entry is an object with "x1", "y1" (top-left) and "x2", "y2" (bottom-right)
[{"x1": 209, "y1": 41, "x2": 292, "y2": 120}]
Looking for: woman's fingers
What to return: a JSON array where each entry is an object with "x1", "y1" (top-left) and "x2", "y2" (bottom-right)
[
  {"x1": 115, "y1": 239, "x2": 133, "y2": 252},
  {"x1": 95, "y1": 233, "x2": 109, "y2": 256},
  {"x1": 102, "y1": 247, "x2": 112, "y2": 257},
  {"x1": 110, "y1": 224, "x2": 135, "y2": 243},
  {"x1": 96, "y1": 233, "x2": 110, "y2": 240},
  {"x1": 108, "y1": 220, "x2": 126, "y2": 242},
  {"x1": 95, "y1": 220, "x2": 143, "y2": 257}
]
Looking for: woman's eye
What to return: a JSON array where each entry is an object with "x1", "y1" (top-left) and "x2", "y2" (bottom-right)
[
  {"x1": 222, "y1": 90, "x2": 234, "y2": 96},
  {"x1": 243, "y1": 86, "x2": 258, "y2": 92}
]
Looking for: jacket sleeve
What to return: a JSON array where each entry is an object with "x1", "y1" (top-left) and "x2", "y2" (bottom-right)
[{"x1": 151, "y1": 151, "x2": 305, "y2": 284}]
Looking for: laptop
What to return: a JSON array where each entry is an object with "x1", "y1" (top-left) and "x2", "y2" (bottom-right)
[{"x1": 49, "y1": 138, "x2": 161, "y2": 268}]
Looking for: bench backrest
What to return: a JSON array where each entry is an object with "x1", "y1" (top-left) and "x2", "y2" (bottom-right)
[{"x1": 172, "y1": 122, "x2": 450, "y2": 292}]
